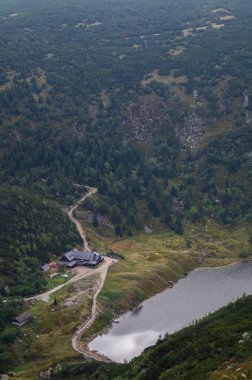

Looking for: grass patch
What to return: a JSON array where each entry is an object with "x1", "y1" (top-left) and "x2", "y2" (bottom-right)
[
  {"x1": 169, "y1": 46, "x2": 185, "y2": 56},
  {"x1": 0, "y1": 69, "x2": 16, "y2": 91},
  {"x1": 182, "y1": 28, "x2": 195, "y2": 37},
  {"x1": 95, "y1": 222, "x2": 251, "y2": 317},
  {"x1": 141, "y1": 69, "x2": 187, "y2": 86},
  {"x1": 45, "y1": 272, "x2": 75, "y2": 290},
  {"x1": 211, "y1": 22, "x2": 225, "y2": 29},
  {"x1": 14, "y1": 277, "x2": 97, "y2": 379},
  {"x1": 132, "y1": 43, "x2": 141, "y2": 49},
  {"x1": 219, "y1": 15, "x2": 235, "y2": 20}
]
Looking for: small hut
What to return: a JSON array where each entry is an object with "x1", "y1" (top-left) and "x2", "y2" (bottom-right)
[
  {"x1": 41, "y1": 264, "x2": 51, "y2": 273},
  {"x1": 12, "y1": 312, "x2": 33, "y2": 327}
]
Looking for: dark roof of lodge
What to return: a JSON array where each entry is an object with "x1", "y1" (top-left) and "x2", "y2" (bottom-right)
[
  {"x1": 13, "y1": 312, "x2": 33, "y2": 324},
  {"x1": 75, "y1": 251, "x2": 95, "y2": 261},
  {"x1": 89, "y1": 261, "x2": 99, "y2": 266},
  {"x1": 66, "y1": 260, "x2": 78, "y2": 267},
  {"x1": 60, "y1": 249, "x2": 100, "y2": 263},
  {"x1": 64, "y1": 250, "x2": 75, "y2": 261}
]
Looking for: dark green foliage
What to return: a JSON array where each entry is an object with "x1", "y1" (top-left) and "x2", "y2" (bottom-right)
[
  {"x1": 0, "y1": 186, "x2": 81, "y2": 296},
  {"x1": 52, "y1": 296, "x2": 252, "y2": 380},
  {"x1": 0, "y1": 299, "x2": 20, "y2": 372},
  {"x1": 0, "y1": 327, "x2": 19, "y2": 344},
  {"x1": 55, "y1": 361, "x2": 126, "y2": 380},
  {"x1": 0, "y1": 300, "x2": 17, "y2": 329},
  {"x1": 0, "y1": 0, "x2": 251, "y2": 235},
  {"x1": 0, "y1": 351, "x2": 15, "y2": 373},
  {"x1": 1, "y1": 116, "x2": 179, "y2": 232},
  {"x1": 0, "y1": 0, "x2": 251, "y2": 376},
  {"x1": 0, "y1": 185, "x2": 80, "y2": 369},
  {"x1": 197, "y1": 126, "x2": 252, "y2": 223}
]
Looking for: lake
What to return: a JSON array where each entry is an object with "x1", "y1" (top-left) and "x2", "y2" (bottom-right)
[{"x1": 89, "y1": 261, "x2": 252, "y2": 363}]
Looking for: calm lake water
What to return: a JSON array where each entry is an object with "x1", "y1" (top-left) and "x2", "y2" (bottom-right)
[{"x1": 89, "y1": 261, "x2": 252, "y2": 363}]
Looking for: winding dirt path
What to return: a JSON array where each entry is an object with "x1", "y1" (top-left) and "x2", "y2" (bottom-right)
[
  {"x1": 26, "y1": 187, "x2": 116, "y2": 361},
  {"x1": 25, "y1": 186, "x2": 99, "y2": 302},
  {"x1": 67, "y1": 186, "x2": 116, "y2": 360},
  {"x1": 72, "y1": 261, "x2": 114, "y2": 362},
  {"x1": 68, "y1": 186, "x2": 97, "y2": 251}
]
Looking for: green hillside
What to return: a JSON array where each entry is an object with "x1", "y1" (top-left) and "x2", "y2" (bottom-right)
[
  {"x1": 0, "y1": 0, "x2": 252, "y2": 378},
  {"x1": 52, "y1": 295, "x2": 252, "y2": 380},
  {"x1": 0, "y1": 0, "x2": 251, "y2": 235},
  {"x1": 0, "y1": 186, "x2": 80, "y2": 296}
]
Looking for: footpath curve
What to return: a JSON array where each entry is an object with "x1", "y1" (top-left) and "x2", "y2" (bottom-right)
[
  {"x1": 25, "y1": 186, "x2": 98, "y2": 302},
  {"x1": 72, "y1": 261, "x2": 113, "y2": 362},
  {"x1": 68, "y1": 186, "x2": 97, "y2": 251},
  {"x1": 26, "y1": 186, "x2": 115, "y2": 360},
  {"x1": 67, "y1": 186, "x2": 114, "y2": 360}
]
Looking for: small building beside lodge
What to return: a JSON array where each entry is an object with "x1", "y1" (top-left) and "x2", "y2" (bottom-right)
[
  {"x1": 41, "y1": 264, "x2": 51, "y2": 273},
  {"x1": 13, "y1": 312, "x2": 33, "y2": 327},
  {"x1": 59, "y1": 248, "x2": 103, "y2": 268}
]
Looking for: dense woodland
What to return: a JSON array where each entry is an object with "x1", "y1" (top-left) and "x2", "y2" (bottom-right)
[
  {"x1": 53, "y1": 295, "x2": 252, "y2": 379},
  {"x1": 1, "y1": 0, "x2": 252, "y2": 220},
  {"x1": 0, "y1": 0, "x2": 252, "y2": 293},
  {"x1": 0, "y1": 188, "x2": 81, "y2": 372},
  {"x1": 0, "y1": 0, "x2": 252, "y2": 377},
  {"x1": 0, "y1": 186, "x2": 80, "y2": 296}
]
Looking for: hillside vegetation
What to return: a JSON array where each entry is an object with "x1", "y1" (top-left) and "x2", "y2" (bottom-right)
[
  {"x1": 0, "y1": 0, "x2": 251, "y2": 237},
  {"x1": 0, "y1": 0, "x2": 252, "y2": 378},
  {"x1": 0, "y1": 186, "x2": 80, "y2": 296},
  {"x1": 52, "y1": 295, "x2": 252, "y2": 380}
]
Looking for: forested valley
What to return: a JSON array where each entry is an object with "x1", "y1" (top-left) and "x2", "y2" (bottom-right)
[
  {"x1": 0, "y1": 0, "x2": 251, "y2": 310},
  {"x1": 0, "y1": 0, "x2": 252, "y2": 377}
]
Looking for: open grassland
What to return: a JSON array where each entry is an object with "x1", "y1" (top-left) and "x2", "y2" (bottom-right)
[
  {"x1": 81, "y1": 222, "x2": 251, "y2": 340},
  {"x1": 100, "y1": 223, "x2": 251, "y2": 308},
  {"x1": 141, "y1": 69, "x2": 188, "y2": 86},
  {"x1": 14, "y1": 276, "x2": 98, "y2": 379}
]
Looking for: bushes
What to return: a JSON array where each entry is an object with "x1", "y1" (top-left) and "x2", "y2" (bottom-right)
[
  {"x1": 0, "y1": 186, "x2": 80, "y2": 297},
  {"x1": 0, "y1": 327, "x2": 19, "y2": 344},
  {"x1": 0, "y1": 301, "x2": 17, "y2": 328},
  {"x1": 0, "y1": 351, "x2": 15, "y2": 373}
]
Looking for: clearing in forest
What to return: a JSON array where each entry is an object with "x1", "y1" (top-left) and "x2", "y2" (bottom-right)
[
  {"x1": 211, "y1": 23, "x2": 225, "y2": 29},
  {"x1": 219, "y1": 15, "x2": 235, "y2": 21},
  {"x1": 169, "y1": 46, "x2": 184, "y2": 56},
  {"x1": 141, "y1": 69, "x2": 187, "y2": 86}
]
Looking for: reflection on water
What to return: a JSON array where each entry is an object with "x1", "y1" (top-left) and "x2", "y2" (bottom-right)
[
  {"x1": 89, "y1": 261, "x2": 252, "y2": 363},
  {"x1": 92, "y1": 330, "x2": 158, "y2": 363},
  {"x1": 131, "y1": 304, "x2": 143, "y2": 315}
]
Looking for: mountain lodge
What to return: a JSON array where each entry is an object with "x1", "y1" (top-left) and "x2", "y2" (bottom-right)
[{"x1": 59, "y1": 248, "x2": 103, "y2": 268}]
